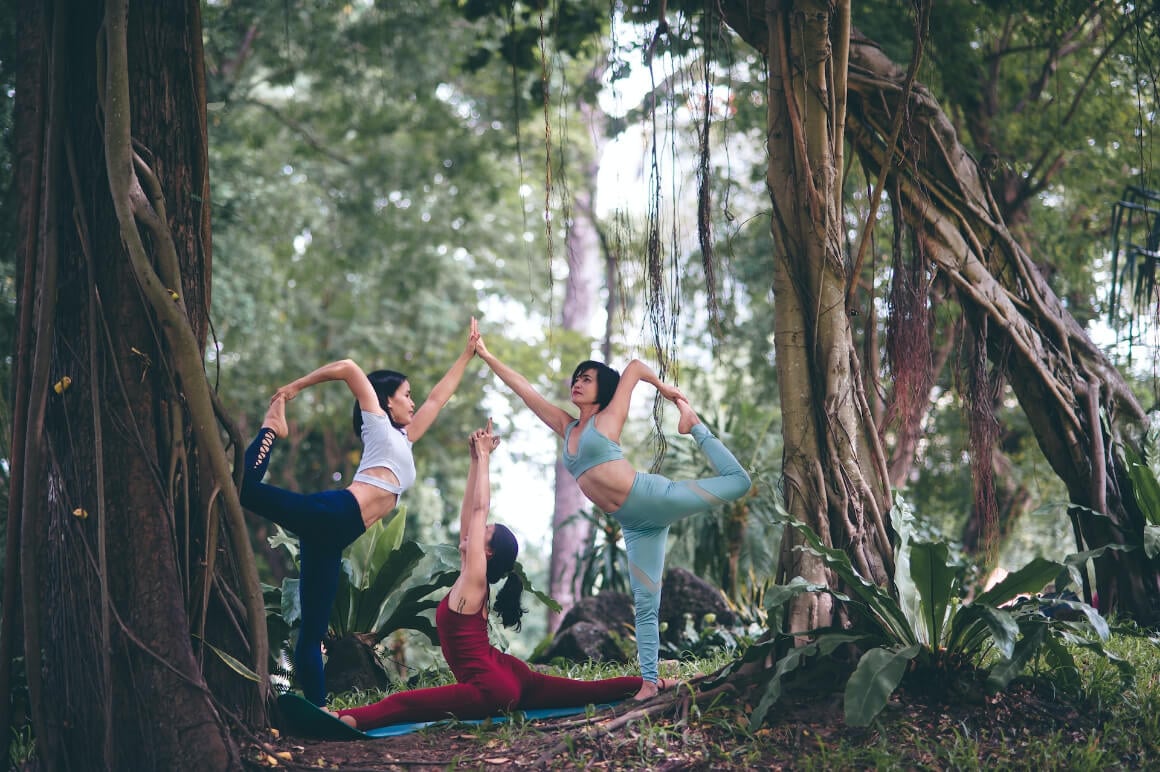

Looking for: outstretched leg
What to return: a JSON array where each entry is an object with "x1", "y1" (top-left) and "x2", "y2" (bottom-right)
[
  {"x1": 674, "y1": 398, "x2": 751, "y2": 512},
  {"x1": 507, "y1": 653, "x2": 642, "y2": 709},
  {"x1": 337, "y1": 665, "x2": 521, "y2": 730}
]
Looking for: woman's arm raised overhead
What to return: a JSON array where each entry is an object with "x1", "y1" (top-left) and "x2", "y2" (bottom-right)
[
  {"x1": 408, "y1": 318, "x2": 480, "y2": 443},
  {"x1": 476, "y1": 334, "x2": 574, "y2": 437},
  {"x1": 274, "y1": 359, "x2": 380, "y2": 415},
  {"x1": 447, "y1": 421, "x2": 499, "y2": 616},
  {"x1": 597, "y1": 358, "x2": 686, "y2": 438}
]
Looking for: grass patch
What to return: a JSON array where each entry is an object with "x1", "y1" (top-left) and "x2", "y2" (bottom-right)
[{"x1": 308, "y1": 625, "x2": 1160, "y2": 770}]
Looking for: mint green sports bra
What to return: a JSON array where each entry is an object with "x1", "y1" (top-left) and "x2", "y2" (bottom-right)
[{"x1": 562, "y1": 419, "x2": 625, "y2": 478}]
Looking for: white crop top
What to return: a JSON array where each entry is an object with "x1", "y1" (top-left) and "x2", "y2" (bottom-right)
[{"x1": 352, "y1": 411, "x2": 416, "y2": 495}]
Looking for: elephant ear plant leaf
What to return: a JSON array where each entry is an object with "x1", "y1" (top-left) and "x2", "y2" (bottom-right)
[
  {"x1": 737, "y1": 504, "x2": 1128, "y2": 729},
  {"x1": 1119, "y1": 441, "x2": 1160, "y2": 558},
  {"x1": 264, "y1": 507, "x2": 460, "y2": 661},
  {"x1": 263, "y1": 507, "x2": 560, "y2": 685}
]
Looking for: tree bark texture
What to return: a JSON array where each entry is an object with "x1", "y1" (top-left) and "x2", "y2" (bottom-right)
[
  {"x1": 7, "y1": 1, "x2": 268, "y2": 767},
  {"x1": 717, "y1": 0, "x2": 1160, "y2": 622},
  {"x1": 762, "y1": 0, "x2": 895, "y2": 634},
  {"x1": 843, "y1": 38, "x2": 1159, "y2": 621}
]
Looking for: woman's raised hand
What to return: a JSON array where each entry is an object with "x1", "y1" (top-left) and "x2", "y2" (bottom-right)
[
  {"x1": 474, "y1": 330, "x2": 492, "y2": 361},
  {"x1": 465, "y1": 317, "x2": 481, "y2": 356},
  {"x1": 272, "y1": 383, "x2": 301, "y2": 403},
  {"x1": 470, "y1": 418, "x2": 500, "y2": 456}
]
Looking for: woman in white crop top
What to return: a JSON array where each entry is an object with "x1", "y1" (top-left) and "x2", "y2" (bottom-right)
[{"x1": 239, "y1": 318, "x2": 480, "y2": 706}]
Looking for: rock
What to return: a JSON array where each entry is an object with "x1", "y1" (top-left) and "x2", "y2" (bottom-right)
[
  {"x1": 323, "y1": 633, "x2": 390, "y2": 695},
  {"x1": 534, "y1": 620, "x2": 631, "y2": 665},
  {"x1": 658, "y1": 567, "x2": 735, "y2": 642},
  {"x1": 556, "y1": 592, "x2": 635, "y2": 635}
]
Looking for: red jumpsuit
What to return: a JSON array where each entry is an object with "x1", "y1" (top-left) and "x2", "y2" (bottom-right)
[{"x1": 337, "y1": 595, "x2": 642, "y2": 730}]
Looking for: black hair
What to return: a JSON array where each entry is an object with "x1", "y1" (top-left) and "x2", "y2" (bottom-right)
[
  {"x1": 352, "y1": 369, "x2": 408, "y2": 436},
  {"x1": 571, "y1": 360, "x2": 620, "y2": 410},
  {"x1": 487, "y1": 524, "x2": 525, "y2": 630}
]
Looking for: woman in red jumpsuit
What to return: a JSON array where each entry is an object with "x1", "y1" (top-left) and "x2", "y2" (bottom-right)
[{"x1": 335, "y1": 421, "x2": 642, "y2": 731}]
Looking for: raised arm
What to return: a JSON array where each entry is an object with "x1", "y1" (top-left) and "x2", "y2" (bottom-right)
[
  {"x1": 274, "y1": 359, "x2": 380, "y2": 414},
  {"x1": 448, "y1": 421, "x2": 499, "y2": 616},
  {"x1": 408, "y1": 318, "x2": 480, "y2": 443},
  {"x1": 476, "y1": 334, "x2": 574, "y2": 437},
  {"x1": 597, "y1": 359, "x2": 685, "y2": 437}
]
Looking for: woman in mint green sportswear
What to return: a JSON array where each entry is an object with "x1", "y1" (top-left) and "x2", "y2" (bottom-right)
[{"x1": 476, "y1": 339, "x2": 751, "y2": 700}]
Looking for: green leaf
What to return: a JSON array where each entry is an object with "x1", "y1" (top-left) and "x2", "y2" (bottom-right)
[
  {"x1": 844, "y1": 644, "x2": 921, "y2": 727},
  {"x1": 196, "y1": 637, "x2": 262, "y2": 683},
  {"x1": 281, "y1": 577, "x2": 302, "y2": 627},
  {"x1": 764, "y1": 576, "x2": 830, "y2": 610},
  {"x1": 1040, "y1": 598, "x2": 1110, "y2": 640},
  {"x1": 1123, "y1": 445, "x2": 1160, "y2": 525},
  {"x1": 1146, "y1": 524, "x2": 1160, "y2": 559},
  {"x1": 784, "y1": 518, "x2": 915, "y2": 645},
  {"x1": 974, "y1": 557, "x2": 1062, "y2": 607},
  {"x1": 908, "y1": 541, "x2": 957, "y2": 647},
  {"x1": 344, "y1": 507, "x2": 408, "y2": 591},
  {"x1": 985, "y1": 622, "x2": 1047, "y2": 691}
]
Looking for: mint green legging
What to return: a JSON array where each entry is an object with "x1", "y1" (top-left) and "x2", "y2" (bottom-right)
[{"x1": 610, "y1": 423, "x2": 750, "y2": 683}]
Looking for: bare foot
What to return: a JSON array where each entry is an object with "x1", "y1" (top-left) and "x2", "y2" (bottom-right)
[
  {"x1": 632, "y1": 677, "x2": 679, "y2": 701},
  {"x1": 263, "y1": 396, "x2": 288, "y2": 438},
  {"x1": 675, "y1": 399, "x2": 701, "y2": 435},
  {"x1": 324, "y1": 708, "x2": 357, "y2": 728}
]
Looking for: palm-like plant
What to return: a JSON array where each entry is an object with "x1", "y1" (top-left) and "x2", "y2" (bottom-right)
[{"x1": 729, "y1": 499, "x2": 1131, "y2": 727}]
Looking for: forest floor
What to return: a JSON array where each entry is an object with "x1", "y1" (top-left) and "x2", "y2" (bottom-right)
[{"x1": 251, "y1": 678, "x2": 1113, "y2": 771}]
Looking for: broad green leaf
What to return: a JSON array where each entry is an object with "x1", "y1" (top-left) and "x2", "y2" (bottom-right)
[
  {"x1": 357, "y1": 541, "x2": 429, "y2": 632},
  {"x1": 909, "y1": 541, "x2": 957, "y2": 647},
  {"x1": 751, "y1": 639, "x2": 822, "y2": 727},
  {"x1": 892, "y1": 498, "x2": 922, "y2": 646},
  {"x1": 975, "y1": 557, "x2": 1062, "y2": 607},
  {"x1": 380, "y1": 505, "x2": 407, "y2": 551},
  {"x1": 1123, "y1": 445, "x2": 1160, "y2": 525},
  {"x1": 1146, "y1": 524, "x2": 1160, "y2": 559},
  {"x1": 1056, "y1": 630, "x2": 1135, "y2": 683},
  {"x1": 1039, "y1": 598, "x2": 1110, "y2": 639},
  {"x1": 1040, "y1": 633, "x2": 1081, "y2": 692},
  {"x1": 844, "y1": 644, "x2": 921, "y2": 727},
  {"x1": 785, "y1": 519, "x2": 915, "y2": 644},
  {"x1": 985, "y1": 622, "x2": 1046, "y2": 692},
  {"x1": 344, "y1": 507, "x2": 408, "y2": 591},
  {"x1": 281, "y1": 577, "x2": 302, "y2": 627},
  {"x1": 764, "y1": 576, "x2": 829, "y2": 610}
]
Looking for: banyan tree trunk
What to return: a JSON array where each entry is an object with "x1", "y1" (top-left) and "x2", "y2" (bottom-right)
[
  {"x1": 844, "y1": 37, "x2": 1159, "y2": 622},
  {"x1": 717, "y1": 4, "x2": 1160, "y2": 623},
  {"x1": 5, "y1": 1, "x2": 270, "y2": 767}
]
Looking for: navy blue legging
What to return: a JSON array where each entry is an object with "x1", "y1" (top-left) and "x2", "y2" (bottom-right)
[{"x1": 240, "y1": 429, "x2": 366, "y2": 705}]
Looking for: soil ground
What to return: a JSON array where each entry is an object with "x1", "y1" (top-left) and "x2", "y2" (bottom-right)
[{"x1": 249, "y1": 679, "x2": 1112, "y2": 770}]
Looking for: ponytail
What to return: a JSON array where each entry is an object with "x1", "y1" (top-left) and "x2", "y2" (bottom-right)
[
  {"x1": 493, "y1": 573, "x2": 526, "y2": 631},
  {"x1": 485, "y1": 524, "x2": 524, "y2": 629}
]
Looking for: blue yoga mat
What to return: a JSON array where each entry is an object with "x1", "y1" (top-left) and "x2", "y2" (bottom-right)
[{"x1": 276, "y1": 692, "x2": 623, "y2": 739}]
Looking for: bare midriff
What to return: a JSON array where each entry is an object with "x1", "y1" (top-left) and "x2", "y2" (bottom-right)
[
  {"x1": 348, "y1": 466, "x2": 402, "y2": 528},
  {"x1": 574, "y1": 458, "x2": 637, "y2": 513}
]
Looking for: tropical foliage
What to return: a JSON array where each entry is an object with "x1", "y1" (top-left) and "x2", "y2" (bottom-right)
[{"x1": 726, "y1": 502, "x2": 1132, "y2": 728}]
